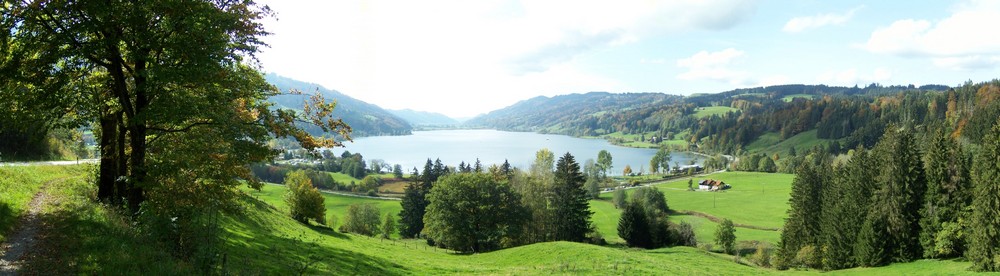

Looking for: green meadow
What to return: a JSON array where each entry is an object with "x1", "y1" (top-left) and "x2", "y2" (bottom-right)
[{"x1": 2, "y1": 165, "x2": 986, "y2": 274}]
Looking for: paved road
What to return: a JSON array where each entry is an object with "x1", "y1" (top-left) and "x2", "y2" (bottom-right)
[{"x1": 0, "y1": 159, "x2": 98, "y2": 167}]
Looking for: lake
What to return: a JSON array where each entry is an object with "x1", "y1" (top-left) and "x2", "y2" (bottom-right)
[{"x1": 335, "y1": 129, "x2": 702, "y2": 176}]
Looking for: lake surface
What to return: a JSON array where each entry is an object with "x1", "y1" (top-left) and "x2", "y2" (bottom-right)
[{"x1": 335, "y1": 129, "x2": 702, "y2": 176}]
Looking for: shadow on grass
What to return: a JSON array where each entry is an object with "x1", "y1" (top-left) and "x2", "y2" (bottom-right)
[
  {"x1": 0, "y1": 202, "x2": 14, "y2": 237},
  {"x1": 20, "y1": 200, "x2": 190, "y2": 275},
  {"x1": 220, "y1": 194, "x2": 408, "y2": 274}
]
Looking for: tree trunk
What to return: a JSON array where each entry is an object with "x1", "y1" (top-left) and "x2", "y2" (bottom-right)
[{"x1": 97, "y1": 110, "x2": 117, "y2": 202}]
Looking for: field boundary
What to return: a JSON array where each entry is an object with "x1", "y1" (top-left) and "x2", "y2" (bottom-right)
[{"x1": 672, "y1": 210, "x2": 780, "y2": 231}]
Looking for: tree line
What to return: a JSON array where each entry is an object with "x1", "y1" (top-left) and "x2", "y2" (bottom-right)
[{"x1": 777, "y1": 118, "x2": 1000, "y2": 271}]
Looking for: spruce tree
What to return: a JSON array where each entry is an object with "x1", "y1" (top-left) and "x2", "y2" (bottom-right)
[
  {"x1": 821, "y1": 148, "x2": 875, "y2": 269},
  {"x1": 551, "y1": 152, "x2": 593, "y2": 242},
  {"x1": 920, "y1": 129, "x2": 971, "y2": 258},
  {"x1": 868, "y1": 126, "x2": 926, "y2": 262},
  {"x1": 777, "y1": 153, "x2": 826, "y2": 265},
  {"x1": 618, "y1": 202, "x2": 651, "y2": 248},
  {"x1": 968, "y1": 120, "x2": 1000, "y2": 271}
]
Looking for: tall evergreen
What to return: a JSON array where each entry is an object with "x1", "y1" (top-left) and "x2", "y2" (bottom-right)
[
  {"x1": 551, "y1": 152, "x2": 593, "y2": 242},
  {"x1": 777, "y1": 152, "x2": 826, "y2": 266},
  {"x1": 399, "y1": 159, "x2": 448, "y2": 238},
  {"x1": 618, "y1": 202, "x2": 651, "y2": 248},
  {"x1": 968, "y1": 120, "x2": 1000, "y2": 271},
  {"x1": 821, "y1": 148, "x2": 876, "y2": 269},
  {"x1": 920, "y1": 129, "x2": 971, "y2": 258},
  {"x1": 867, "y1": 126, "x2": 926, "y2": 262}
]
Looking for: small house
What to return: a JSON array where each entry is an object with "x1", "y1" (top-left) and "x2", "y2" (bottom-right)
[{"x1": 698, "y1": 179, "x2": 729, "y2": 191}]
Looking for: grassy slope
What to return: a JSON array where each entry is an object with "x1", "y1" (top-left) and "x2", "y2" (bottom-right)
[
  {"x1": 745, "y1": 130, "x2": 832, "y2": 156},
  {"x1": 5, "y1": 166, "x2": 988, "y2": 274},
  {"x1": 782, "y1": 94, "x2": 814, "y2": 102},
  {"x1": 694, "y1": 106, "x2": 740, "y2": 118},
  {"x1": 233, "y1": 184, "x2": 763, "y2": 275},
  {"x1": 0, "y1": 165, "x2": 89, "y2": 243}
]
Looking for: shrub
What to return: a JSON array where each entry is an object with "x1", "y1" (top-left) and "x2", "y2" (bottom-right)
[
  {"x1": 751, "y1": 245, "x2": 771, "y2": 268},
  {"x1": 675, "y1": 221, "x2": 697, "y2": 247},
  {"x1": 284, "y1": 170, "x2": 326, "y2": 224},
  {"x1": 340, "y1": 204, "x2": 382, "y2": 236},
  {"x1": 793, "y1": 245, "x2": 820, "y2": 269}
]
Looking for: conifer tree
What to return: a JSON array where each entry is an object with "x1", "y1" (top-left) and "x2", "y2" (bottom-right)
[
  {"x1": 551, "y1": 152, "x2": 593, "y2": 242},
  {"x1": 920, "y1": 129, "x2": 971, "y2": 258},
  {"x1": 868, "y1": 126, "x2": 926, "y2": 262},
  {"x1": 821, "y1": 148, "x2": 876, "y2": 269},
  {"x1": 618, "y1": 202, "x2": 651, "y2": 248},
  {"x1": 777, "y1": 153, "x2": 826, "y2": 265},
  {"x1": 967, "y1": 121, "x2": 1000, "y2": 271}
]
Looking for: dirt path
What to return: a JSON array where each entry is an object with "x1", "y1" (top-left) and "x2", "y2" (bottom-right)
[{"x1": 0, "y1": 178, "x2": 61, "y2": 275}]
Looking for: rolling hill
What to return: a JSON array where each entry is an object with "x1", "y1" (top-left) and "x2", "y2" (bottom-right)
[
  {"x1": 265, "y1": 74, "x2": 412, "y2": 137},
  {"x1": 388, "y1": 109, "x2": 460, "y2": 126}
]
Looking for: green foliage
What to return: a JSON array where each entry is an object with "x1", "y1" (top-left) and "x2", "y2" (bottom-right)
[
  {"x1": 612, "y1": 189, "x2": 627, "y2": 209},
  {"x1": 340, "y1": 204, "x2": 381, "y2": 236},
  {"x1": 794, "y1": 245, "x2": 820, "y2": 269},
  {"x1": 284, "y1": 170, "x2": 326, "y2": 225},
  {"x1": 675, "y1": 221, "x2": 697, "y2": 247},
  {"x1": 714, "y1": 218, "x2": 736, "y2": 255},
  {"x1": 381, "y1": 213, "x2": 396, "y2": 239},
  {"x1": 778, "y1": 153, "x2": 826, "y2": 264},
  {"x1": 423, "y1": 173, "x2": 527, "y2": 253},
  {"x1": 551, "y1": 152, "x2": 594, "y2": 242},
  {"x1": 358, "y1": 175, "x2": 382, "y2": 193},
  {"x1": 597, "y1": 150, "x2": 613, "y2": 177},
  {"x1": 617, "y1": 202, "x2": 651, "y2": 248},
  {"x1": 967, "y1": 120, "x2": 1000, "y2": 271},
  {"x1": 821, "y1": 148, "x2": 876, "y2": 270},
  {"x1": 751, "y1": 245, "x2": 771, "y2": 268},
  {"x1": 398, "y1": 159, "x2": 447, "y2": 238},
  {"x1": 868, "y1": 126, "x2": 926, "y2": 262},
  {"x1": 919, "y1": 129, "x2": 971, "y2": 258},
  {"x1": 649, "y1": 147, "x2": 671, "y2": 174}
]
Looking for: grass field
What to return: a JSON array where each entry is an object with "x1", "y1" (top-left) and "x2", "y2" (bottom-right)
[
  {"x1": 245, "y1": 183, "x2": 403, "y2": 231},
  {"x1": 599, "y1": 172, "x2": 794, "y2": 229},
  {"x1": 693, "y1": 106, "x2": 740, "y2": 118},
  {"x1": 745, "y1": 130, "x2": 833, "y2": 156},
  {"x1": 4, "y1": 165, "x2": 988, "y2": 274},
  {"x1": 592, "y1": 131, "x2": 690, "y2": 149},
  {"x1": 782, "y1": 94, "x2": 814, "y2": 102},
  {"x1": 0, "y1": 165, "x2": 90, "y2": 243}
]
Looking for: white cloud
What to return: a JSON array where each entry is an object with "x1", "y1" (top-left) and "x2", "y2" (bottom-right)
[
  {"x1": 817, "y1": 67, "x2": 892, "y2": 86},
  {"x1": 861, "y1": 0, "x2": 1000, "y2": 69},
  {"x1": 256, "y1": 0, "x2": 759, "y2": 117},
  {"x1": 676, "y1": 48, "x2": 753, "y2": 85},
  {"x1": 783, "y1": 6, "x2": 863, "y2": 33}
]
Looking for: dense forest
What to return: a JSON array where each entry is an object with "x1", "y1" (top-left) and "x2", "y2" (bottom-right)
[{"x1": 465, "y1": 82, "x2": 1000, "y2": 160}]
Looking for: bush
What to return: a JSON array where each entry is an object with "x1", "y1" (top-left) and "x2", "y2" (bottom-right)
[
  {"x1": 339, "y1": 204, "x2": 381, "y2": 236},
  {"x1": 793, "y1": 245, "x2": 820, "y2": 269},
  {"x1": 751, "y1": 245, "x2": 771, "y2": 268},
  {"x1": 714, "y1": 218, "x2": 736, "y2": 254},
  {"x1": 327, "y1": 214, "x2": 339, "y2": 229},
  {"x1": 284, "y1": 170, "x2": 326, "y2": 224},
  {"x1": 675, "y1": 221, "x2": 697, "y2": 247}
]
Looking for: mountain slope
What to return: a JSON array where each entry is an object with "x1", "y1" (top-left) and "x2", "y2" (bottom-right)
[
  {"x1": 388, "y1": 109, "x2": 459, "y2": 126},
  {"x1": 465, "y1": 92, "x2": 682, "y2": 135},
  {"x1": 265, "y1": 74, "x2": 411, "y2": 136}
]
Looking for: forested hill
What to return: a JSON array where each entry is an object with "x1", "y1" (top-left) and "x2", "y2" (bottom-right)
[
  {"x1": 464, "y1": 92, "x2": 683, "y2": 135},
  {"x1": 266, "y1": 74, "x2": 412, "y2": 136},
  {"x1": 459, "y1": 82, "x2": 1000, "y2": 159},
  {"x1": 388, "y1": 109, "x2": 460, "y2": 126}
]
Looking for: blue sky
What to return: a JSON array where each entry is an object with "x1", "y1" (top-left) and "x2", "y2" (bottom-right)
[{"x1": 257, "y1": 0, "x2": 1000, "y2": 118}]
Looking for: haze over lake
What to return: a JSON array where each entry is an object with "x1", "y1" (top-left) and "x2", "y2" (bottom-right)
[{"x1": 336, "y1": 129, "x2": 703, "y2": 175}]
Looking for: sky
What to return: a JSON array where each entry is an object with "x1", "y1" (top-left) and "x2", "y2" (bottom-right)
[{"x1": 256, "y1": 0, "x2": 1000, "y2": 118}]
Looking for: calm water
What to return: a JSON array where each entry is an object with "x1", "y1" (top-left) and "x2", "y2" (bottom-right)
[{"x1": 335, "y1": 129, "x2": 702, "y2": 176}]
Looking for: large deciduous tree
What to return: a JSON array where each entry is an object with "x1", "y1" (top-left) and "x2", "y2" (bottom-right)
[
  {"x1": 423, "y1": 173, "x2": 526, "y2": 253},
  {"x1": 5, "y1": 0, "x2": 348, "y2": 215}
]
